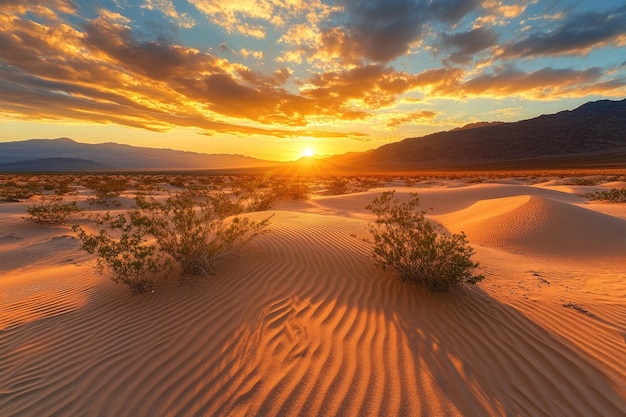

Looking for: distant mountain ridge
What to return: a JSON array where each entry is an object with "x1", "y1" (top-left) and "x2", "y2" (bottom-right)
[
  {"x1": 2, "y1": 98, "x2": 625, "y2": 173},
  {"x1": 0, "y1": 138, "x2": 276, "y2": 172},
  {"x1": 0, "y1": 157, "x2": 106, "y2": 172},
  {"x1": 329, "y1": 98, "x2": 626, "y2": 171}
]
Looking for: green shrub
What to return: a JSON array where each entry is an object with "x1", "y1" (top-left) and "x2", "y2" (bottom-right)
[
  {"x1": 73, "y1": 192, "x2": 271, "y2": 293},
  {"x1": 134, "y1": 193, "x2": 272, "y2": 277},
  {"x1": 366, "y1": 191, "x2": 483, "y2": 291},
  {"x1": 25, "y1": 195, "x2": 83, "y2": 224},
  {"x1": 73, "y1": 212, "x2": 169, "y2": 294}
]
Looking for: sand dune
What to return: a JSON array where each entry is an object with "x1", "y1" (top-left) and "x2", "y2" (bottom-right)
[
  {"x1": 437, "y1": 194, "x2": 626, "y2": 257},
  {"x1": 1, "y1": 180, "x2": 625, "y2": 416}
]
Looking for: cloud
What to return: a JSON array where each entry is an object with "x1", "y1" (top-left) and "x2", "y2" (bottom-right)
[
  {"x1": 501, "y1": 5, "x2": 626, "y2": 58},
  {"x1": 481, "y1": 0, "x2": 535, "y2": 19},
  {"x1": 456, "y1": 66, "x2": 626, "y2": 98},
  {"x1": 0, "y1": 0, "x2": 76, "y2": 16},
  {"x1": 141, "y1": 0, "x2": 196, "y2": 28},
  {"x1": 387, "y1": 110, "x2": 438, "y2": 128},
  {"x1": 440, "y1": 27, "x2": 499, "y2": 64},
  {"x1": 82, "y1": 15, "x2": 218, "y2": 80},
  {"x1": 301, "y1": 65, "x2": 464, "y2": 115},
  {"x1": 318, "y1": 0, "x2": 483, "y2": 64},
  {"x1": 187, "y1": 0, "x2": 327, "y2": 39}
]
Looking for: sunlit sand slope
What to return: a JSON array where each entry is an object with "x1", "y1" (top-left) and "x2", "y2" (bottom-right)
[{"x1": 437, "y1": 194, "x2": 626, "y2": 257}]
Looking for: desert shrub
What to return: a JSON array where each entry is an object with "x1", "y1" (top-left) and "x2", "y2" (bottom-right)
[
  {"x1": 563, "y1": 177, "x2": 602, "y2": 186},
  {"x1": 25, "y1": 195, "x2": 83, "y2": 224},
  {"x1": 244, "y1": 190, "x2": 276, "y2": 211},
  {"x1": 73, "y1": 192, "x2": 271, "y2": 293},
  {"x1": 326, "y1": 176, "x2": 382, "y2": 195},
  {"x1": 82, "y1": 176, "x2": 129, "y2": 204},
  {"x1": 403, "y1": 177, "x2": 417, "y2": 187},
  {"x1": 135, "y1": 192, "x2": 272, "y2": 277},
  {"x1": 327, "y1": 177, "x2": 350, "y2": 195},
  {"x1": 366, "y1": 191, "x2": 483, "y2": 291},
  {"x1": 585, "y1": 188, "x2": 626, "y2": 203},
  {"x1": 73, "y1": 212, "x2": 169, "y2": 294},
  {"x1": 0, "y1": 181, "x2": 36, "y2": 201},
  {"x1": 271, "y1": 178, "x2": 310, "y2": 200}
]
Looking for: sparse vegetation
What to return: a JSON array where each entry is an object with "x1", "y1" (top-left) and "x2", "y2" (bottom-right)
[
  {"x1": 73, "y1": 212, "x2": 169, "y2": 294},
  {"x1": 366, "y1": 191, "x2": 483, "y2": 291},
  {"x1": 271, "y1": 178, "x2": 310, "y2": 200},
  {"x1": 25, "y1": 194, "x2": 83, "y2": 224},
  {"x1": 585, "y1": 188, "x2": 626, "y2": 203},
  {"x1": 325, "y1": 176, "x2": 382, "y2": 195},
  {"x1": 135, "y1": 193, "x2": 272, "y2": 277},
  {"x1": 73, "y1": 191, "x2": 272, "y2": 293},
  {"x1": 82, "y1": 176, "x2": 129, "y2": 205}
]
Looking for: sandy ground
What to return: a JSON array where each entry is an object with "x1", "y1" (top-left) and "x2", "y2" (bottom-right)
[{"x1": 1, "y1": 178, "x2": 625, "y2": 416}]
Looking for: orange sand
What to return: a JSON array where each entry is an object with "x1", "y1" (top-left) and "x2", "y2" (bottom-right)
[{"x1": 1, "y1": 180, "x2": 625, "y2": 416}]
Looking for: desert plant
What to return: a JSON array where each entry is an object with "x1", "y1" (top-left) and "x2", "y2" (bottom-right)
[
  {"x1": 72, "y1": 212, "x2": 170, "y2": 294},
  {"x1": 585, "y1": 188, "x2": 626, "y2": 203},
  {"x1": 271, "y1": 178, "x2": 310, "y2": 200},
  {"x1": 82, "y1": 176, "x2": 129, "y2": 204},
  {"x1": 327, "y1": 177, "x2": 350, "y2": 195},
  {"x1": 366, "y1": 191, "x2": 483, "y2": 291},
  {"x1": 25, "y1": 194, "x2": 83, "y2": 224},
  {"x1": 135, "y1": 192, "x2": 272, "y2": 277}
]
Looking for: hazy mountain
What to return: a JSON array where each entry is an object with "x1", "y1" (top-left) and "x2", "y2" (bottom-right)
[
  {"x1": 0, "y1": 138, "x2": 276, "y2": 171},
  {"x1": 0, "y1": 158, "x2": 107, "y2": 172},
  {"x1": 329, "y1": 98, "x2": 626, "y2": 171}
]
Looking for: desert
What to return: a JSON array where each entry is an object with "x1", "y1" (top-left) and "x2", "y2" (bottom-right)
[{"x1": 1, "y1": 172, "x2": 625, "y2": 417}]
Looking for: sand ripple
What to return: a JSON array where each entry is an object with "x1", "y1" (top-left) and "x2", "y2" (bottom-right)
[{"x1": 1, "y1": 206, "x2": 625, "y2": 416}]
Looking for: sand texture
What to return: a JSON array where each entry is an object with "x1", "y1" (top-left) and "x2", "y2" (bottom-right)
[{"x1": 1, "y1": 179, "x2": 625, "y2": 416}]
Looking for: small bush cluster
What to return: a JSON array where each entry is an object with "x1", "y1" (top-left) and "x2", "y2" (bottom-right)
[
  {"x1": 585, "y1": 188, "x2": 626, "y2": 203},
  {"x1": 25, "y1": 195, "x2": 83, "y2": 224},
  {"x1": 366, "y1": 191, "x2": 483, "y2": 291},
  {"x1": 82, "y1": 176, "x2": 129, "y2": 204},
  {"x1": 73, "y1": 192, "x2": 272, "y2": 293},
  {"x1": 326, "y1": 176, "x2": 382, "y2": 195},
  {"x1": 271, "y1": 178, "x2": 310, "y2": 200},
  {"x1": 73, "y1": 212, "x2": 169, "y2": 294},
  {"x1": 562, "y1": 177, "x2": 602, "y2": 186},
  {"x1": 135, "y1": 193, "x2": 271, "y2": 277}
]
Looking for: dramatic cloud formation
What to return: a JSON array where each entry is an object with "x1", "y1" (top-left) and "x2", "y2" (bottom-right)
[
  {"x1": 501, "y1": 5, "x2": 626, "y2": 58},
  {"x1": 0, "y1": 0, "x2": 625, "y2": 159}
]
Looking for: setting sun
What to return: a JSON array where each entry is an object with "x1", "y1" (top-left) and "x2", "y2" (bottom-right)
[{"x1": 301, "y1": 148, "x2": 315, "y2": 158}]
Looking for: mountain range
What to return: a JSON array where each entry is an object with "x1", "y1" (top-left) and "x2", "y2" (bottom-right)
[
  {"x1": 0, "y1": 138, "x2": 275, "y2": 172},
  {"x1": 329, "y1": 98, "x2": 626, "y2": 171},
  {"x1": 0, "y1": 98, "x2": 625, "y2": 172}
]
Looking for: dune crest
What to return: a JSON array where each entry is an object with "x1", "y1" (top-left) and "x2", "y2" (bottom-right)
[{"x1": 438, "y1": 195, "x2": 626, "y2": 257}]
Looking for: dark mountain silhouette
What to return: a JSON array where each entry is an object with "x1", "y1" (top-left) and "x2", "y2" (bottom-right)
[
  {"x1": 329, "y1": 98, "x2": 626, "y2": 171},
  {"x1": 0, "y1": 138, "x2": 276, "y2": 172}
]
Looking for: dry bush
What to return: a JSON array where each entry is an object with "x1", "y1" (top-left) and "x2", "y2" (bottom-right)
[
  {"x1": 82, "y1": 176, "x2": 129, "y2": 204},
  {"x1": 270, "y1": 178, "x2": 310, "y2": 200},
  {"x1": 135, "y1": 193, "x2": 272, "y2": 277},
  {"x1": 366, "y1": 191, "x2": 483, "y2": 291},
  {"x1": 585, "y1": 188, "x2": 626, "y2": 203},
  {"x1": 73, "y1": 212, "x2": 169, "y2": 294},
  {"x1": 73, "y1": 192, "x2": 271, "y2": 293},
  {"x1": 25, "y1": 194, "x2": 83, "y2": 224}
]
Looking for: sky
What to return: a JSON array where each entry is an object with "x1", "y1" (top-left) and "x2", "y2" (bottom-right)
[{"x1": 1, "y1": 0, "x2": 625, "y2": 161}]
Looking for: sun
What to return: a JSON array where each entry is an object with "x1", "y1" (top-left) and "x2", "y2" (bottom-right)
[{"x1": 301, "y1": 148, "x2": 315, "y2": 158}]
